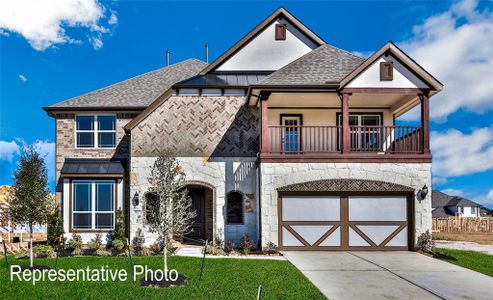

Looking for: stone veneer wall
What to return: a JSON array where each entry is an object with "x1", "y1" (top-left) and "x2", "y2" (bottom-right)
[
  {"x1": 260, "y1": 162, "x2": 432, "y2": 247},
  {"x1": 129, "y1": 157, "x2": 258, "y2": 245}
]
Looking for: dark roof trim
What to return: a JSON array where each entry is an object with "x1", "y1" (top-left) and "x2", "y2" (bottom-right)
[
  {"x1": 43, "y1": 106, "x2": 146, "y2": 112},
  {"x1": 277, "y1": 179, "x2": 414, "y2": 193},
  {"x1": 340, "y1": 41, "x2": 443, "y2": 91},
  {"x1": 199, "y1": 7, "x2": 325, "y2": 75},
  {"x1": 60, "y1": 158, "x2": 125, "y2": 177}
]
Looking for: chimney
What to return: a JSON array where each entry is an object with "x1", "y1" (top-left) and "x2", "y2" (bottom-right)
[
  {"x1": 205, "y1": 43, "x2": 209, "y2": 64},
  {"x1": 166, "y1": 49, "x2": 170, "y2": 66}
]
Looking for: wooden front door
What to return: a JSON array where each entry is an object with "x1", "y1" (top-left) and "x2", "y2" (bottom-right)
[{"x1": 186, "y1": 187, "x2": 206, "y2": 240}]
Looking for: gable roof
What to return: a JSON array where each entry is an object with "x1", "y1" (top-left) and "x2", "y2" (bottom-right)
[
  {"x1": 199, "y1": 7, "x2": 325, "y2": 75},
  {"x1": 340, "y1": 41, "x2": 443, "y2": 91},
  {"x1": 432, "y1": 190, "x2": 453, "y2": 208},
  {"x1": 446, "y1": 196, "x2": 481, "y2": 207},
  {"x1": 254, "y1": 44, "x2": 364, "y2": 86},
  {"x1": 44, "y1": 58, "x2": 206, "y2": 111}
]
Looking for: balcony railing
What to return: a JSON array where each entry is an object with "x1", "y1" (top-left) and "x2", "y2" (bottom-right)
[{"x1": 267, "y1": 125, "x2": 423, "y2": 155}]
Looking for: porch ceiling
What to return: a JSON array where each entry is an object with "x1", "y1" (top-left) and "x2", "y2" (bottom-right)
[{"x1": 258, "y1": 92, "x2": 420, "y2": 115}]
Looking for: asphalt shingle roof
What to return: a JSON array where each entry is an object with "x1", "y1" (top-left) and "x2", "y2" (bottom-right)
[
  {"x1": 257, "y1": 44, "x2": 365, "y2": 86},
  {"x1": 47, "y1": 58, "x2": 206, "y2": 109}
]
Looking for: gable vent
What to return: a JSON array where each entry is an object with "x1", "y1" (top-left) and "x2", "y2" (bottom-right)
[
  {"x1": 380, "y1": 62, "x2": 393, "y2": 81},
  {"x1": 275, "y1": 24, "x2": 286, "y2": 40}
]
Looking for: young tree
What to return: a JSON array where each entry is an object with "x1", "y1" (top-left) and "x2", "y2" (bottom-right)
[
  {"x1": 146, "y1": 149, "x2": 196, "y2": 274},
  {"x1": 8, "y1": 145, "x2": 51, "y2": 267},
  {"x1": 47, "y1": 205, "x2": 64, "y2": 249}
]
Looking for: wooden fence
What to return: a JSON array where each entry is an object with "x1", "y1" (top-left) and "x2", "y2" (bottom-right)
[{"x1": 432, "y1": 217, "x2": 493, "y2": 233}]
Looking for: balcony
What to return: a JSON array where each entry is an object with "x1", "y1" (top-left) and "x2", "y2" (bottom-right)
[{"x1": 267, "y1": 125, "x2": 423, "y2": 155}]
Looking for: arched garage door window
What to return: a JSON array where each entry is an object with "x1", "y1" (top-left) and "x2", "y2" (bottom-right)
[{"x1": 226, "y1": 192, "x2": 243, "y2": 224}]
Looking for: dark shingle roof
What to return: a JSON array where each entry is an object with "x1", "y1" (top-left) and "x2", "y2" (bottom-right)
[
  {"x1": 432, "y1": 207, "x2": 453, "y2": 218},
  {"x1": 61, "y1": 158, "x2": 125, "y2": 175},
  {"x1": 46, "y1": 58, "x2": 206, "y2": 109},
  {"x1": 446, "y1": 196, "x2": 481, "y2": 207},
  {"x1": 256, "y1": 44, "x2": 364, "y2": 86},
  {"x1": 277, "y1": 179, "x2": 414, "y2": 193},
  {"x1": 432, "y1": 190, "x2": 453, "y2": 208}
]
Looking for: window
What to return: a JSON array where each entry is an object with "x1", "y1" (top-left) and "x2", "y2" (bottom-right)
[
  {"x1": 72, "y1": 180, "x2": 115, "y2": 230},
  {"x1": 76, "y1": 115, "x2": 116, "y2": 148},
  {"x1": 144, "y1": 192, "x2": 159, "y2": 224},
  {"x1": 275, "y1": 24, "x2": 286, "y2": 40},
  {"x1": 471, "y1": 207, "x2": 476, "y2": 214},
  {"x1": 380, "y1": 62, "x2": 393, "y2": 81},
  {"x1": 226, "y1": 191, "x2": 243, "y2": 224}
]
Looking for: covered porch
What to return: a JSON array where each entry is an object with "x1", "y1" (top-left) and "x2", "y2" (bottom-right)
[{"x1": 257, "y1": 88, "x2": 431, "y2": 162}]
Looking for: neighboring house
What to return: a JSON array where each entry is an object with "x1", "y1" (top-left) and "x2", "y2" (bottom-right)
[
  {"x1": 432, "y1": 190, "x2": 484, "y2": 218},
  {"x1": 43, "y1": 8, "x2": 442, "y2": 251}
]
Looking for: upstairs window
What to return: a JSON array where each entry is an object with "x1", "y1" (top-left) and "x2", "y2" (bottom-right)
[
  {"x1": 226, "y1": 191, "x2": 243, "y2": 224},
  {"x1": 275, "y1": 24, "x2": 286, "y2": 40},
  {"x1": 76, "y1": 115, "x2": 116, "y2": 148}
]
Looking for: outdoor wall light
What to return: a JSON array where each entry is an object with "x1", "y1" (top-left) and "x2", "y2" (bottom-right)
[
  {"x1": 418, "y1": 184, "x2": 429, "y2": 201},
  {"x1": 132, "y1": 192, "x2": 139, "y2": 207}
]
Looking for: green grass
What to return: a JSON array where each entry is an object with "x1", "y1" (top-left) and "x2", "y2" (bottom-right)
[
  {"x1": 433, "y1": 248, "x2": 493, "y2": 277},
  {"x1": 0, "y1": 255, "x2": 325, "y2": 299}
]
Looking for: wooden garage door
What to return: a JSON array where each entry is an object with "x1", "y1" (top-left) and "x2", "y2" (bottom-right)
[{"x1": 279, "y1": 195, "x2": 409, "y2": 250}]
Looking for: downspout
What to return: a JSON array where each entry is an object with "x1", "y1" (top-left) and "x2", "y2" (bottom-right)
[{"x1": 256, "y1": 154, "x2": 262, "y2": 248}]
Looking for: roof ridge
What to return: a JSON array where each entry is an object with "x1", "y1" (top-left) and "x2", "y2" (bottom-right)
[{"x1": 47, "y1": 58, "x2": 205, "y2": 108}]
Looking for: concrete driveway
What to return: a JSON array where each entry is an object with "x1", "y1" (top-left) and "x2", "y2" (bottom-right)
[{"x1": 284, "y1": 251, "x2": 493, "y2": 300}]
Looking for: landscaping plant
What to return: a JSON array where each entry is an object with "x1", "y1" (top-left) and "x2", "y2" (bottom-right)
[
  {"x1": 8, "y1": 145, "x2": 52, "y2": 267},
  {"x1": 417, "y1": 230, "x2": 435, "y2": 253},
  {"x1": 131, "y1": 228, "x2": 150, "y2": 256},
  {"x1": 240, "y1": 234, "x2": 256, "y2": 254},
  {"x1": 146, "y1": 149, "x2": 196, "y2": 274},
  {"x1": 33, "y1": 244, "x2": 54, "y2": 258},
  {"x1": 67, "y1": 234, "x2": 83, "y2": 256},
  {"x1": 47, "y1": 206, "x2": 64, "y2": 250}
]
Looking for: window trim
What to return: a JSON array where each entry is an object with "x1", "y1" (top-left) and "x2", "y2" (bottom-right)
[
  {"x1": 70, "y1": 179, "x2": 117, "y2": 232},
  {"x1": 336, "y1": 112, "x2": 383, "y2": 127},
  {"x1": 75, "y1": 114, "x2": 116, "y2": 149},
  {"x1": 226, "y1": 191, "x2": 244, "y2": 225}
]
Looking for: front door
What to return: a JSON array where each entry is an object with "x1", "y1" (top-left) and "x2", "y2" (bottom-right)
[
  {"x1": 281, "y1": 115, "x2": 302, "y2": 153},
  {"x1": 186, "y1": 187, "x2": 206, "y2": 241}
]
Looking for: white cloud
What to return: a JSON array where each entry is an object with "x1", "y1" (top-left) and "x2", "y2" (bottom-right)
[
  {"x1": 399, "y1": 0, "x2": 493, "y2": 121},
  {"x1": 431, "y1": 127, "x2": 493, "y2": 177},
  {"x1": 441, "y1": 188, "x2": 465, "y2": 197},
  {"x1": 18, "y1": 74, "x2": 27, "y2": 82},
  {"x1": 0, "y1": 0, "x2": 117, "y2": 51},
  {"x1": 432, "y1": 177, "x2": 448, "y2": 186},
  {"x1": 0, "y1": 141, "x2": 20, "y2": 161}
]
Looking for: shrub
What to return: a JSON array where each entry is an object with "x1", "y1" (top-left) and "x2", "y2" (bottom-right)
[
  {"x1": 110, "y1": 209, "x2": 126, "y2": 248},
  {"x1": 264, "y1": 242, "x2": 279, "y2": 255},
  {"x1": 240, "y1": 234, "x2": 256, "y2": 254},
  {"x1": 417, "y1": 230, "x2": 435, "y2": 253},
  {"x1": 66, "y1": 234, "x2": 83, "y2": 256},
  {"x1": 149, "y1": 242, "x2": 162, "y2": 255},
  {"x1": 112, "y1": 239, "x2": 125, "y2": 251},
  {"x1": 47, "y1": 207, "x2": 64, "y2": 249},
  {"x1": 131, "y1": 228, "x2": 150, "y2": 256},
  {"x1": 204, "y1": 241, "x2": 226, "y2": 256},
  {"x1": 224, "y1": 241, "x2": 236, "y2": 254},
  {"x1": 88, "y1": 233, "x2": 104, "y2": 252},
  {"x1": 34, "y1": 244, "x2": 54, "y2": 258}
]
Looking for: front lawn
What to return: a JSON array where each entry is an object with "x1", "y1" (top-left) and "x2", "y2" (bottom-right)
[
  {"x1": 433, "y1": 248, "x2": 493, "y2": 277},
  {"x1": 0, "y1": 255, "x2": 325, "y2": 299}
]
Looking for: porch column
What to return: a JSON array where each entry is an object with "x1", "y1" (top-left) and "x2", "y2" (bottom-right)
[
  {"x1": 260, "y1": 92, "x2": 271, "y2": 154},
  {"x1": 341, "y1": 93, "x2": 351, "y2": 154},
  {"x1": 420, "y1": 92, "x2": 430, "y2": 154}
]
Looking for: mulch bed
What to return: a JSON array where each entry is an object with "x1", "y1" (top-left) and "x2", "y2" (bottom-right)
[
  {"x1": 140, "y1": 274, "x2": 188, "y2": 288},
  {"x1": 19, "y1": 265, "x2": 52, "y2": 271}
]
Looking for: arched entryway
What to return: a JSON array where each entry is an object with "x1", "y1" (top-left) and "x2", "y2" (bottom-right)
[{"x1": 183, "y1": 182, "x2": 214, "y2": 242}]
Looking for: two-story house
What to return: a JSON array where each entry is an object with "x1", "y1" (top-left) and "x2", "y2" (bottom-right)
[{"x1": 43, "y1": 7, "x2": 442, "y2": 251}]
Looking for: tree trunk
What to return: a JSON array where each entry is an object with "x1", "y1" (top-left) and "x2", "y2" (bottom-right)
[
  {"x1": 163, "y1": 235, "x2": 168, "y2": 272},
  {"x1": 29, "y1": 224, "x2": 33, "y2": 267}
]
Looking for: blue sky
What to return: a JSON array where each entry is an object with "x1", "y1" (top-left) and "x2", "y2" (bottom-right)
[{"x1": 1, "y1": 0, "x2": 492, "y2": 207}]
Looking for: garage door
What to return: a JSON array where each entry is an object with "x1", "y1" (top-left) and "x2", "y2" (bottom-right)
[{"x1": 279, "y1": 195, "x2": 409, "y2": 250}]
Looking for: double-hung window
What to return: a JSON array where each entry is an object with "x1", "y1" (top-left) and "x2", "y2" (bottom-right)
[
  {"x1": 76, "y1": 115, "x2": 116, "y2": 148},
  {"x1": 73, "y1": 180, "x2": 115, "y2": 230}
]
